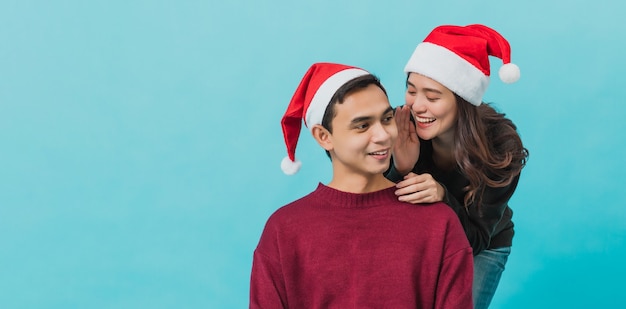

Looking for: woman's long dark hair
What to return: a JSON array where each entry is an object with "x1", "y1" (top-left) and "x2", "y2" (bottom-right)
[{"x1": 454, "y1": 95, "x2": 529, "y2": 208}]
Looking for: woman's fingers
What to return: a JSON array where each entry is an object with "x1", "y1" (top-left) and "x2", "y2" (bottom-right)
[
  {"x1": 395, "y1": 173, "x2": 442, "y2": 203},
  {"x1": 397, "y1": 189, "x2": 439, "y2": 204}
]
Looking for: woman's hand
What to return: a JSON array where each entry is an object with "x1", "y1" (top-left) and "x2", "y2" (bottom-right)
[
  {"x1": 392, "y1": 105, "x2": 420, "y2": 175},
  {"x1": 395, "y1": 172, "x2": 445, "y2": 204}
]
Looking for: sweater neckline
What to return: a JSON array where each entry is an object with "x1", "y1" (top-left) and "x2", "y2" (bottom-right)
[{"x1": 315, "y1": 183, "x2": 398, "y2": 209}]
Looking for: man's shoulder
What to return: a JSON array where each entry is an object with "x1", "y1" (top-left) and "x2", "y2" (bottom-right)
[
  {"x1": 395, "y1": 200, "x2": 458, "y2": 221},
  {"x1": 425, "y1": 201, "x2": 458, "y2": 218},
  {"x1": 267, "y1": 189, "x2": 322, "y2": 221}
]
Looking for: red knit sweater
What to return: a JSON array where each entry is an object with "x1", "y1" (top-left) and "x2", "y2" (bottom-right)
[{"x1": 250, "y1": 183, "x2": 473, "y2": 308}]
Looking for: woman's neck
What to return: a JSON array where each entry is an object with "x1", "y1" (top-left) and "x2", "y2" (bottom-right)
[{"x1": 431, "y1": 136, "x2": 457, "y2": 171}]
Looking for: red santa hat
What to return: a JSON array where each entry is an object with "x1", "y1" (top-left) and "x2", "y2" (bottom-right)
[
  {"x1": 280, "y1": 62, "x2": 369, "y2": 175},
  {"x1": 404, "y1": 24, "x2": 520, "y2": 106}
]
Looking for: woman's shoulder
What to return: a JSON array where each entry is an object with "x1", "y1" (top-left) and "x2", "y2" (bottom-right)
[
  {"x1": 480, "y1": 105, "x2": 524, "y2": 154},
  {"x1": 479, "y1": 104, "x2": 517, "y2": 129}
]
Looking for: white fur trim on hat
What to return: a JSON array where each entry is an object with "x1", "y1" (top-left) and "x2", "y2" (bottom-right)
[
  {"x1": 304, "y1": 68, "x2": 369, "y2": 129},
  {"x1": 281, "y1": 156, "x2": 302, "y2": 175},
  {"x1": 404, "y1": 42, "x2": 489, "y2": 106}
]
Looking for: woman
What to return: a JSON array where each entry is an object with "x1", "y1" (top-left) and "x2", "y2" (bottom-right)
[{"x1": 386, "y1": 24, "x2": 529, "y2": 309}]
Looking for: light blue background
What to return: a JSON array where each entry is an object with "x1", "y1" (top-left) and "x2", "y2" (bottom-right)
[{"x1": 1, "y1": 0, "x2": 625, "y2": 308}]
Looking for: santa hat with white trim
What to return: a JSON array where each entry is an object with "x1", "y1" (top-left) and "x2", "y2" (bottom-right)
[
  {"x1": 404, "y1": 24, "x2": 520, "y2": 106},
  {"x1": 280, "y1": 62, "x2": 369, "y2": 175}
]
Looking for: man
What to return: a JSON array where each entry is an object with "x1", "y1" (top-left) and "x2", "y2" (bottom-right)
[{"x1": 250, "y1": 62, "x2": 473, "y2": 308}]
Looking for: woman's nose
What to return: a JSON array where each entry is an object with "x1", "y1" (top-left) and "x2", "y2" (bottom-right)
[{"x1": 411, "y1": 97, "x2": 426, "y2": 113}]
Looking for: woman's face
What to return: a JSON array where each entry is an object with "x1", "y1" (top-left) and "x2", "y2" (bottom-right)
[{"x1": 404, "y1": 73, "x2": 458, "y2": 142}]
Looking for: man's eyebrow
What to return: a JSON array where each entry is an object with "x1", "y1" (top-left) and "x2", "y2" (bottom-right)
[
  {"x1": 350, "y1": 106, "x2": 395, "y2": 124},
  {"x1": 350, "y1": 115, "x2": 373, "y2": 124}
]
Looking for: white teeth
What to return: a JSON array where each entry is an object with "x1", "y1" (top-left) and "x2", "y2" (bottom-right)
[
  {"x1": 370, "y1": 150, "x2": 388, "y2": 155},
  {"x1": 416, "y1": 117, "x2": 435, "y2": 123}
]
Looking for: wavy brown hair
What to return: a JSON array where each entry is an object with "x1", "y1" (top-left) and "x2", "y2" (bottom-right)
[{"x1": 454, "y1": 95, "x2": 529, "y2": 208}]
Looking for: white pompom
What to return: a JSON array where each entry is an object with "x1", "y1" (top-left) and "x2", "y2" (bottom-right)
[
  {"x1": 499, "y1": 63, "x2": 520, "y2": 84},
  {"x1": 281, "y1": 156, "x2": 302, "y2": 175}
]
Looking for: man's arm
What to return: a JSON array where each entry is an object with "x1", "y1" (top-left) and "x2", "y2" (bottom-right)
[
  {"x1": 250, "y1": 249, "x2": 287, "y2": 308},
  {"x1": 435, "y1": 218, "x2": 474, "y2": 309},
  {"x1": 250, "y1": 219, "x2": 288, "y2": 309}
]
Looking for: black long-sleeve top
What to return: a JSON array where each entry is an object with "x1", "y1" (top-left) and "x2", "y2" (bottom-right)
[{"x1": 386, "y1": 140, "x2": 518, "y2": 255}]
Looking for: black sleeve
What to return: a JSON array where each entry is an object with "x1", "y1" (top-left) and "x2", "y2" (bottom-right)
[
  {"x1": 384, "y1": 159, "x2": 405, "y2": 183},
  {"x1": 441, "y1": 175, "x2": 519, "y2": 255}
]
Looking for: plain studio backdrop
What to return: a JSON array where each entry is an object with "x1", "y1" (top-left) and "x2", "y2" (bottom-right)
[{"x1": 1, "y1": 0, "x2": 624, "y2": 308}]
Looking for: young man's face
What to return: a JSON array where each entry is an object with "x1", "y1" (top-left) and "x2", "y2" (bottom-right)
[{"x1": 326, "y1": 84, "x2": 397, "y2": 177}]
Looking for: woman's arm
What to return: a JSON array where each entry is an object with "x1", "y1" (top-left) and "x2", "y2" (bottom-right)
[
  {"x1": 442, "y1": 175, "x2": 520, "y2": 254},
  {"x1": 393, "y1": 167, "x2": 520, "y2": 254}
]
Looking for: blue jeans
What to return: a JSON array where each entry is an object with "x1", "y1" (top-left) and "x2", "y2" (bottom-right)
[{"x1": 473, "y1": 247, "x2": 511, "y2": 309}]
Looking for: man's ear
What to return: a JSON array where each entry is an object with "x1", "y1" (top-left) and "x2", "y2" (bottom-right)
[{"x1": 311, "y1": 125, "x2": 333, "y2": 151}]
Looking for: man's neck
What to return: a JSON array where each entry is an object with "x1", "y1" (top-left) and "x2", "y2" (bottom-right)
[{"x1": 327, "y1": 174, "x2": 395, "y2": 194}]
